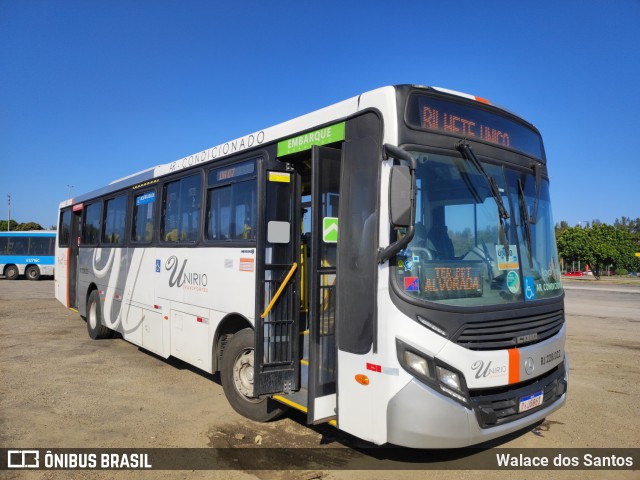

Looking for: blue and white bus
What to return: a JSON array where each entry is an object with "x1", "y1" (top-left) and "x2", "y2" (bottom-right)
[{"x1": 0, "y1": 230, "x2": 56, "y2": 280}]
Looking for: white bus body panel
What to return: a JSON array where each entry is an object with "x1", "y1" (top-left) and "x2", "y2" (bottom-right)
[
  {"x1": 339, "y1": 294, "x2": 567, "y2": 447},
  {"x1": 54, "y1": 248, "x2": 68, "y2": 306},
  {"x1": 77, "y1": 246, "x2": 257, "y2": 373},
  {"x1": 54, "y1": 200, "x2": 74, "y2": 307}
]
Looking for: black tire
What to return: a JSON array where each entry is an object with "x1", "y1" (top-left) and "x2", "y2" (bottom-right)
[
  {"x1": 25, "y1": 265, "x2": 41, "y2": 281},
  {"x1": 220, "y1": 328, "x2": 287, "y2": 422},
  {"x1": 5, "y1": 265, "x2": 19, "y2": 280},
  {"x1": 86, "y1": 290, "x2": 111, "y2": 339}
]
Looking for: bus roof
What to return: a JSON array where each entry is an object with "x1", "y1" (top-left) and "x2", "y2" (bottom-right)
[
  {"x1": 0, "y1": 230, "x2": 56, "y2": 236},
  {"x1": 63, "y1": 84, "x2": 535, "y2": 207}
]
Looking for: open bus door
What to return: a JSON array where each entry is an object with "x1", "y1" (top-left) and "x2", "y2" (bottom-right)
[
  {"x1": 253, "y1": 146, "x2": 341, "y2": 425},
  {"x1": 253, "y1": 166, "x2": 301, "y2": 396},
  {"x1": 68, "y1": 206, "x2": 82, "y2": 308},
  {"x1": 307, "y1": 145, "x2": 340, "y2": 423}
]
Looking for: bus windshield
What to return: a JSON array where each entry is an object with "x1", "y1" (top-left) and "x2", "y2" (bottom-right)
[{"x1": 395, "y1": 151, "x2": 562, "y2": 307}]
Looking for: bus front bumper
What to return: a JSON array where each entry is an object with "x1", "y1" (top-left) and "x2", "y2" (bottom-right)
[{"x1": 386, "y1": 357, "x2": 568, "y2": 448}]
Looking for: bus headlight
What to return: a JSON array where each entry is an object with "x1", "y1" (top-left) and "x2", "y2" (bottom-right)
[
  {"x1": 403, "y1": 350, "x2": 435, "y2": 380},
  {"x1": 396, "y1": 338, "x2": 469, "y2": 406},
  {"x1": 436, "y1": 366, "x2": 462, "y2": 393}
]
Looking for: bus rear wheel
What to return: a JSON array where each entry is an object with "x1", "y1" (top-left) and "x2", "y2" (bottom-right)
[
  {"x1": 220, "y1": 328, "x2": 287, "y2": 422},
  {"x1": 86, "y1": 290, "x2": 112, "y2": 339},
  {"x1": 25, "y1": 265, "x2": 41, "y2": 281},
  {"x1": 5, "y1": 265, "x2": 19, "y2": 280}
]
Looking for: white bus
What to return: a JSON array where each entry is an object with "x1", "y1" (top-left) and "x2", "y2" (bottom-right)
[
  {"x1": 1, "y1": 230, "x2": 56, "y2": 280},
  {"x1": 55, "y1": 85, "x2": 567, "y2": 448}
]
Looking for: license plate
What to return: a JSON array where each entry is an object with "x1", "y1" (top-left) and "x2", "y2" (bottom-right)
[{"x1": 519, "y1": 390, "x2": 544, "y2": 413}]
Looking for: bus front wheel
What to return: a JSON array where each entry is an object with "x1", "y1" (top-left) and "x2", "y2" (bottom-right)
[
  {"x1": 5, "y1": 265, "x2": 19, "y2": 280},
  {"x1": 220, "y1": 328, "x2": 287, "y2": 422},
  {"x1": 86, "y1": 290, "x2": 112, "y2": 340},
  {"x1": 25, "y1": 265, "x2": 40, "y2": 281}
]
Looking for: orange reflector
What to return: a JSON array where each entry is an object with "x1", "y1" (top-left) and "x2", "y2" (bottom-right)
[
  {"x1": 355, "y1": 374, "x2": 370, "y2": 386},
  {"x1": 475, "y1": 96, "x2": 490, "y2": 105}
]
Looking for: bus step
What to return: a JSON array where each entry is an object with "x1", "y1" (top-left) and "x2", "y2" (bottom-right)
[{"x1": 273, "y1": 388, "x2": 308, "y2": 413}]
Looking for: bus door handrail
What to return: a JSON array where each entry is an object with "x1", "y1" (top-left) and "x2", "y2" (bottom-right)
[{"x1": 261, "y1": 262, "x2": 298, "y2": 319}]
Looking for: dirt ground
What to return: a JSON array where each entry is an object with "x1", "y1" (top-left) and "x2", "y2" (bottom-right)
[{"x1": 0, "y1": 278, "x2": 638, "y2": 480}]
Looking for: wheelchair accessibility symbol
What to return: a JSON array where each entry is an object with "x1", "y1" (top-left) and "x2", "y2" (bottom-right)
[{"x1": 524, "y1": 277, "x2": 536, "y2": 301}]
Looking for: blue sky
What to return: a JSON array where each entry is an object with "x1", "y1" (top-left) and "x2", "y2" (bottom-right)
[{"x1": 1, "y1": 0, "x2": 639, "y2": 229}]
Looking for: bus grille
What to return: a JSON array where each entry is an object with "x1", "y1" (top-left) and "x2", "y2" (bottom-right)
[
  {"x1": 469, "y1": 362, "x2": 566, "y2": 428},
  {"x1": 454, "y1": 310, "x2": 564, "y2": 350}
]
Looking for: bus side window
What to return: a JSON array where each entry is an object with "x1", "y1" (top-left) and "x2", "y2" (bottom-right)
[
  {"x1": 206, "y1": 161, "x2": 257, "y2": 243},
  {"x1": 161, "y1": 174, "x2": 202, "y2": 243},
  {"x1": 132, "y1": 191, "x2": 155, "y2": 243},
  {"x1": 82, "y1": 203, "x2": 102, "y2": 246},
  {"x1": 29, "y1": 237, "x2": 50, "y2": 255},
  {"x1": 102, "y1": 195, "x2": 127, "y2": 245},
  {"x1": 59, "y1": 209, "x2": 72, "y2": 247},
  {"x1": 207, "y1": 186, "x2": 231, "y2": 240}
]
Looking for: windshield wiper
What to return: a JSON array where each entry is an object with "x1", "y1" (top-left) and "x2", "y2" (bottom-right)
[
  {"x1": 455, "y1": 141, "x2": 509, "y2": 221},
  {"x1": 455, "y1": 141, "x2": 512, "y2": 262},
  {"x1": 518, "y1": 178, "x2": 534, "y2": 266},
  {"x1": 529, "y1": 162, "x2": 542, "y2": 224}
]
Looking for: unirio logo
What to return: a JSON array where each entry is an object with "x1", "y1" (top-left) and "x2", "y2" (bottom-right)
[
  {"x1": 470, "y1": 360, "x2": 507, "y2": 379},
  {"x1": 165, "y1": 256, "x2": 208, "y2": 292}
]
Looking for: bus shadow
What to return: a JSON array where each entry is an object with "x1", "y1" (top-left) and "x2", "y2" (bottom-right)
[
  {"x1": 132, "y1": 343, "x2": 223, "y2": 384},
  {"x1": 283, "y1": 406, "x2": 544, "y2": 463},
  {"x1": 122, "y1": 338, "x2": 543, "y2": 466}
]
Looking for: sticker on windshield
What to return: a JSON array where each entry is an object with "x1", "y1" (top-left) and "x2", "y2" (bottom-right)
[
  {"x1": 496, "y1": 244, "x2": 519, "y2": 270},
  {"x1": 506, "y1": 270, "x2": 520, "y2": 294},
  {"x1": 404, "y1": 276, "x2": 420, "y2": 292},
  {"x1": 524, "y1": 276, "x2": 537, "y2": 301}
]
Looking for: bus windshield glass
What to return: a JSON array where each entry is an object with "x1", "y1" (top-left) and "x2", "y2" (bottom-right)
[
  {"x1": 395, "y1": 152, "x2": 562, "y2": 307},
  {"x1": 407, "y1": 94, "x2": 545, "y2": 159}
]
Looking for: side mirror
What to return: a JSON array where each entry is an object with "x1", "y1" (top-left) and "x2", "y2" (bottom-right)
[
  {"x1": 378, "y1": 144, "x2": 417, "y2": 263},
  {"x1": 389, "y1": 165, "x2": 413, "y2": 227}
]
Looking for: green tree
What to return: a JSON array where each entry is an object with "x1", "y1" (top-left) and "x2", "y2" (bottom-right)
[
  {"x1": 584, "y1": 224, "x2": 625, "y2": 277},
  {"x1": 15, "y1": 222, "x2": 44, "y2": 231},
  {"x1": 614, "y1": 216, "x2": 640, "y2": 247},
  {"x1": 556, "y1": 223, "x2": 639, "y2": 278},
  {"x1": 555, "y1": 220, "x2": 570, "y2": 236},
  {"x1": 0, "y1": 219, "x2": 19, "y2": 231},
  {"x1": 0, "y1": 220, "x2": 45, "y2": 231},
  {"x1": 556, "y1": 226, "x2": 589, "y2": 270}
]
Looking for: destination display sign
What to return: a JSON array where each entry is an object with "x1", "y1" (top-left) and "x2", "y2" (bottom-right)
[
  {"x1": 407, "y1": 94, "x2": 544, "y2": 159},
  {"x1": 422, "y1": 262, "x2": 483, "y2": 300},
  {"x1": 209, "y1": 160, "x2": 255, "y2": 186}
]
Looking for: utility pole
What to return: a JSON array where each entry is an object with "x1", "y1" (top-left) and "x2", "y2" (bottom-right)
[
  {"x1": 7, "y1": 193, "x2": 10, "y2": 232},
  {"x1": 67, "y1": 185, "x2": 73, "y2": 199}
]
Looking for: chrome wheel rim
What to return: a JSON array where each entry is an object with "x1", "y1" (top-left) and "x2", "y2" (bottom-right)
[{"x1": 232, "y1": 348, "x2": 258, "y2": 401}]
